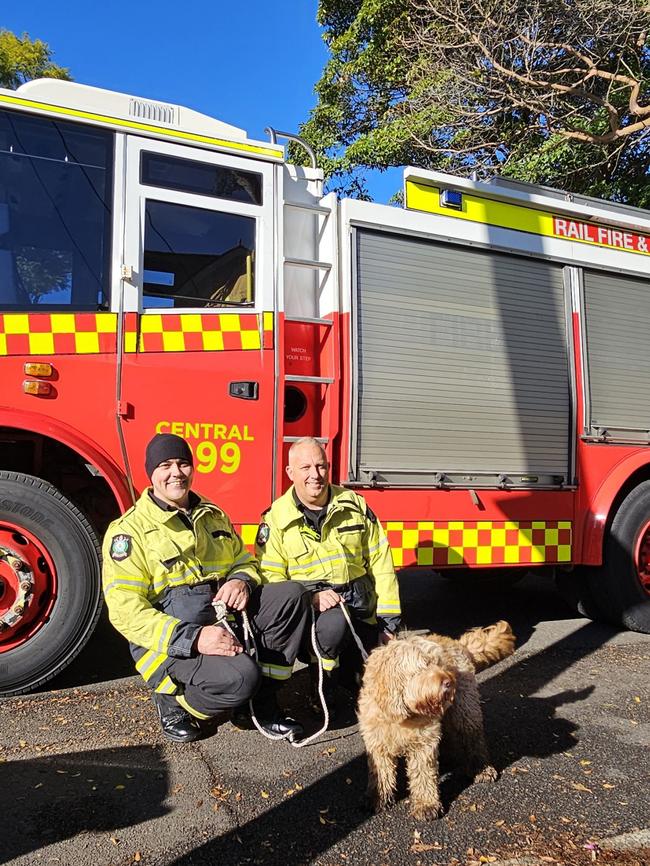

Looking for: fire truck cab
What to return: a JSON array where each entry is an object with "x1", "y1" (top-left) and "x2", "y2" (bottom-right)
[{"x1": 1, "y1": 79, "x2": 650, "y2": 696}]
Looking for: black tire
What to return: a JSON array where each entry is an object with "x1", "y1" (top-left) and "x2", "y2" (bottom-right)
[
  {"x1": 0, "y1": 471, "x2": 102, "y2": 695},
  {"x1": 441, "y1": 566, "x2": 527, "y2": 590},
  {"x1": 590, "y1": 481, "x2": 650, "y2": 634},
  {"x1": 554, "y1": 567, "x2": 613, "y2": 623}
]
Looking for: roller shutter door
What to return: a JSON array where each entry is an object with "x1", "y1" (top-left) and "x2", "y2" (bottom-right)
[
  {"x1": 353, "y1": 229, "x2": 570, "y2": 485},
  {"x1": 584, "y1": 269, "x2": 650, "y2": 439}
]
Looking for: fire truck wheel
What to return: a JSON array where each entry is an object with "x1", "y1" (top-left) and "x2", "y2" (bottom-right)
[
  {"x1": 554, "y1": 567, "x2": 613, "y2": 623},
  {"x1": 593, "y1": 481, "x2": 650, "y2": 634},
  {"x1": 0, "y1": 471, "x2": 102, "y2": 695},
  {"x1": 442, "y1": 567, "x2": 526, "y2": 589}
]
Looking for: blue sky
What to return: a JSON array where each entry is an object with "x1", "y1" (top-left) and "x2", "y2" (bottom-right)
[{"x1": 2, "y1": 2, "x2": 399, "y2": 201}]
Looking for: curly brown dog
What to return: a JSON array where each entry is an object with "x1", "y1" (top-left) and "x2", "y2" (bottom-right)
[{"x1": 357, "y1": 621, "x2": 515, "y2": 820}]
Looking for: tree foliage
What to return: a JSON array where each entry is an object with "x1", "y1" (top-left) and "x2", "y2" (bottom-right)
[
  {"x1": 0, "y1": 29, "x2": 70, "y2": 90},
  {"x1": 301, "y1": 0, "x2": 650, "y2": 205}
]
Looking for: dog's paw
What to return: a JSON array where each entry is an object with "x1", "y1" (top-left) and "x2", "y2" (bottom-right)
[
  {"x1": 410, "y1": 802, "x2": 444, "y2": 821},
  {"x1": 474, "y1": 765, "x2": 498, "y2": 784}
]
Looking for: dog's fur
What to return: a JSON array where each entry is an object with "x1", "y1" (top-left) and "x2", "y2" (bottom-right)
[{"x1": 357, "y1": 621, "x2": 515, "y2": 820}]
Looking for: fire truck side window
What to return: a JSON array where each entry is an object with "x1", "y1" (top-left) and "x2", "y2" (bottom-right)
[
  {"x1": 0, "y1": 110, "x2": 113, "y2": 310},
  {"x1": 143, "y1": 200, "x2": 256, "y2": 308},
  {"x1": 141, "y1": 152, "x2": 262, "y2": 205}
]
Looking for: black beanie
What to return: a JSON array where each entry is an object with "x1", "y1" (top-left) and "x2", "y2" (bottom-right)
[{"x1": 145, "y1": 433, "x2": 193, "y2": 478}]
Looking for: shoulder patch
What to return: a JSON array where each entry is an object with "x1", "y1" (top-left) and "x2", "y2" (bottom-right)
[
  {"x1": 365, "y1": 505, "x2": 378, "y2": 524},
  {"x1": 110, "y1": 533, "x2": 132, "y2": 562},
  {"x1": 256, "y1": 523, "x2": 270, "y2": 546}
]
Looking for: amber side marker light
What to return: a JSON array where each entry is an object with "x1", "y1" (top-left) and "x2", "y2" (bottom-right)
[
  {"x1": 23, "y1": 380, "x2": 52, "y2": 396},
  {"x1": 24, "y1": 362, "x2": 53, "y2": 377}
]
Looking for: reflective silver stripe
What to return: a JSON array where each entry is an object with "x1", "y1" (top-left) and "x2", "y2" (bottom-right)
[
  {"x1": 377, "y1": 604, "x2": 401, "y2": 614},
  {"x1": 103, "y1": 576, "x2": 148, "y2": 594},
  {"x1": 287, "y1": 551, "x2": 347, "y2": 571},
  {"x1": 259, "y1": 663, "x2": 292, "y2": 681},
  {"x1": 367, "y1": 537, "x2": 388, "y2": 555},
  {"x1": 260, "y1": 559, "x2": 286, "y2": 570},
  {"x1": 157, "y1": 616, "x2": 177, "y2": 653}
]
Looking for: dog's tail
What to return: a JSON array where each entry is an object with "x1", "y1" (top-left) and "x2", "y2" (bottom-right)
[{"x1": 457, "y1": 620, "x2": 515, "y2": 671}]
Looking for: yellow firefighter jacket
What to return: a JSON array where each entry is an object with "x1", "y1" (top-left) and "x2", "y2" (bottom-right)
[
  {"x1": 102, "y1": 490, "x2": 259, "y2": 693},
  {"x1": 256, "y1": 485, "x2": 401, "y2": 632}
]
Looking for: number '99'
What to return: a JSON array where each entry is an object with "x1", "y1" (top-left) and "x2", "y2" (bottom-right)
[{"x1": 195, "y1": 441, "x2": 241, "y2": 474}]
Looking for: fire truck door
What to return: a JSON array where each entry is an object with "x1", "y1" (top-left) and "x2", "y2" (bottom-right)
[{"x1": 119, "y1": 137, "x2": 276, "y2": 524}]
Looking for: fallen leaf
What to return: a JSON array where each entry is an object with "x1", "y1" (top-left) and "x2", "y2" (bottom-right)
[
  {"x1": 579, "y1": 760, "x2": 592, "y2": 766},
  {"x1": 571, "y1": 782, "x2": 592, "y2": 792},
  {"x1": 602, "y1": 783, "x2": 616, "y2": 789},
  {"x1": 633, "y1": 696, "x2": 641, "y2": 703},
  {"x1": 411, "y1": 842, "x2": 443, "y2": 852},
  {"x1": 19, "y1": 740, "x2": 27, "y2": 748},
  {"x1": 494, "y1": 820, "x2": 505, "y2": 827},
  {"x1": 469, "y1": 803, "x2": 478, "y2": 812},
  {"x1": 110, "y1": 837, "x2": 119, "y2": 845},
  {"x1": 529, "y1": 815, "x2": 537, "y2": 823},
  {"x1": 479, "y1": 857, "x2": 497, "y2": 863},
  {"x1": 133, "y1": 854, "x2": 142, "y2": 863},
  {"x1": 260, "y1": 790, "x2": 269, "y2": 799},
  {"x1": 322, "y1": 746, "x2": 337, "y2": 756},
  {"x1": 115, "y1": 784, "x2": 125, "y2": 790}
]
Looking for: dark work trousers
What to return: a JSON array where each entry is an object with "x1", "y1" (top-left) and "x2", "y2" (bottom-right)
[
  {"x1": 168, "y1": 581, "x2": 309, "y2": 718},
  {"x1": 303, "y1": 605, "x2": 379, "y2": 662}
]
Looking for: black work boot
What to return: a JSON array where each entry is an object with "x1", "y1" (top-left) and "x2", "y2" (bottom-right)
[
  {"x1": 153, "y1": 693, "x2": 201, "y2": 743},
  {"x1": 308, "y1": 665, "x2": 339, "y2": 722},
  {"x1": 248, "y1": 679, "x2": 303, "y2": 743}
]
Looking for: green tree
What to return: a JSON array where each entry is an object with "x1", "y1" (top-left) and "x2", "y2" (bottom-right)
[
  {"x1": 301, "y1": 0, "x2": 650, "y2": 205},
  {"x1": 0, "y1": 29, "x2": 70, "y2": 89}
]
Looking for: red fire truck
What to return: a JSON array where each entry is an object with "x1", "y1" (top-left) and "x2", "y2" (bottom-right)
[{"x1": 1, "y1": 79, "x2": 650, "y2": 696}]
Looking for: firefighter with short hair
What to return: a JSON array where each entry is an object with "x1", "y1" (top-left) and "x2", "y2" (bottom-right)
[
  {"x1": 255, "y1": 437, "x2": 401, "y2": 715},
  {"x1": 102, "y1": 433, "x2": 307, "y2": 743}
]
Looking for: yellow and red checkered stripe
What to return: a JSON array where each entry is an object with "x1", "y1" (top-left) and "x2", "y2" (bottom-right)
[
  {"x1": 0, "y1": 312, "x2": 273, "y2": 356},
  {"x1": 237, "y1": 520, "x2": 572, "y2": 567},
  {"x1": 386, "y1": 521, "x2": 572, "y2": 568}
]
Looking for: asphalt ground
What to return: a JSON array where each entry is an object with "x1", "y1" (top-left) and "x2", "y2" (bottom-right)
[{"x1": 1, "y1": 570, "x2": 649, "y2": 866}]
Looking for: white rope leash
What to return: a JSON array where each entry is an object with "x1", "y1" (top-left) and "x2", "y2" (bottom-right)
[{"x1": 212, "y1": 596, "x2": 368, "y2": 747}]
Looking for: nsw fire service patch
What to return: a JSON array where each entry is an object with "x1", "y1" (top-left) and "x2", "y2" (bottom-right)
[
  {"x1": 256, "y1": 523, "x2": 270, "y2": 546},
  {"x1": 110, "y1": 534, "x2": 132, "y2": 562}
]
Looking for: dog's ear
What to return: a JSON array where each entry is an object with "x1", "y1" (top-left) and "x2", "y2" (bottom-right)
[{"x1": 362, "y1": 640, "x2": 424, "y2": 720}]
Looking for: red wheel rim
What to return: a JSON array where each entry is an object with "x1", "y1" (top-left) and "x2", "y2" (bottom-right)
[
  {"x1": 633, "y1": 520, "x2": 650, "y2": 598},
  {"x1": 0, "y1": 521, "x2": 58, "y2": 652}
]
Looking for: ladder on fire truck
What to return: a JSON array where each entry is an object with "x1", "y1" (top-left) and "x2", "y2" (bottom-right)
[{"x1": 280, "y1": 163, "x2": 339, "y2": 468}]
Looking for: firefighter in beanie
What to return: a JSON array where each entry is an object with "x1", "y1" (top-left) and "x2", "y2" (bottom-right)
[
  {"x1": 255, "y1": 437, "x2": 401, "y2": 717},
  {"x1": 102, "y1": 433, "x2": 308, "y2": 743}
]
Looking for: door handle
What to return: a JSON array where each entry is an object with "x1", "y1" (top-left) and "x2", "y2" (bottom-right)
[{"x1": 229, "y1": 381, "x2": 258, "y2": 400}]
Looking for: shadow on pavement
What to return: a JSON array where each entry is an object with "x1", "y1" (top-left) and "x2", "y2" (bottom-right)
[
  {"x1": 168, "y1": 754, "x2": 369, "y2": 866},
  {"x1": 0, "y1": 744, "x2": 169, "y2": 864}
]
